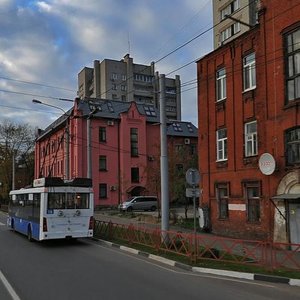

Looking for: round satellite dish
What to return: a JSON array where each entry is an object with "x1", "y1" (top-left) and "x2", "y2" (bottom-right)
[{"x1": 259, "y1": 153, "x2": 276, "y2": 175}]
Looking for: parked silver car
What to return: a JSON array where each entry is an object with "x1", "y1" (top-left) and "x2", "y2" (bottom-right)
[{"x1": 119, "y1": 196, "x2": 158, "y2": 212}]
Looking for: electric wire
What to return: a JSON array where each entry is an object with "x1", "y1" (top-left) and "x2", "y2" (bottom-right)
[{"x1": 2, "y1": 0, "x2": 298, "y2": 122}]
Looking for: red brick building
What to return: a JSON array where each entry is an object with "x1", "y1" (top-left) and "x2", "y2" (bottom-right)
[
  {"x1": 197, "y1": 0, "x2": 300, "y2": 242},
  {"x1": 34, "y1": 98, "x2": 198, "y2": 208}
]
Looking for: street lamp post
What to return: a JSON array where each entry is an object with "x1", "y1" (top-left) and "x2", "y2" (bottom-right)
[
  {"x1": 32, "y1": 99, "x2": 70, "y2": 179},
  {"x1": 86, "y1": 108, "x2": 99, "y2": 179}
]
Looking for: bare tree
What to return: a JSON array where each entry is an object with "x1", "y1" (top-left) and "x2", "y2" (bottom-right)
[
  {"x1": 0, "y1": 120, "x2": 35, "y2": 202},
  {"x1": 168, "y1": 142, "x2": 198, "y2": 219}
]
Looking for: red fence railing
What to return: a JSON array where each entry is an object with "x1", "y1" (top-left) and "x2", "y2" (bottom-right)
[{"x1": 94, "y1": 220, "x2": 300, "y2": 271}]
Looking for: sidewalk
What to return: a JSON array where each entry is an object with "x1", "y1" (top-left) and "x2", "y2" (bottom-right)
[
  {"x1": 94, "y1": 209, "x2": 300, "y2": 286},
  {"x1": 94, "y1": 238, "x2": 300, "y2": 287},
  {"x1": 94, "y1": 207, "x2": 197, "y2": 232}
]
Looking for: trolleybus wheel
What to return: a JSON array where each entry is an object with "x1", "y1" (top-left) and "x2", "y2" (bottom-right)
[{"x1": 27, "y1": 227, "x2": 33, "y2": 242}]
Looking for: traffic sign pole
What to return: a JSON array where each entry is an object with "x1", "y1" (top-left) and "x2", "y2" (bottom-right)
[{"x1": 185, "y1": 168, "x2": 200, "y2": 259}]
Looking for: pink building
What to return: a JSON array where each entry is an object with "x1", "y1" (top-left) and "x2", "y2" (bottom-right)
[{"x1": 35, "y1": 98, "x2": 198, "y2": 208}]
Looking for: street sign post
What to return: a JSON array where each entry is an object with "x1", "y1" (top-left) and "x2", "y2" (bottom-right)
[
  {"x1": 186, "y1": 188, "x2": 200, "y2": 198},
  {"x1": 185, "y1": 168, "x2": 200, "y2": 255}
]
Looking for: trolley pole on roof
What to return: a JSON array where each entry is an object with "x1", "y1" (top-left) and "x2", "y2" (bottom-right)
[{"x1": 159, "y1": 74, "x2": 169, "y2": 239}]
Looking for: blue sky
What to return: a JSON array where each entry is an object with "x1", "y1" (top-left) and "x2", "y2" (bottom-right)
[{"x1": 0, "y1": 0, "x2": 213, "y2": 129}]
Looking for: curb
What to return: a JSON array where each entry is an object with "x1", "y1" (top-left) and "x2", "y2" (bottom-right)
[{"x1": 93, "y1": 238, "x2": 300, "y2": 287}]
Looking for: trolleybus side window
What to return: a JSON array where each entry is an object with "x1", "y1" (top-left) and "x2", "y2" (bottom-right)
[{"x1": 33, "y1": 193, "x2": 41, "y2": 222}]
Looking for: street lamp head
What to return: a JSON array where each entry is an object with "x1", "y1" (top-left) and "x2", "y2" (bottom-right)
[
  {"x1": 32, "y1": 99, "x2": 42, "y2": 104},
  {"x1": 32, "y1": 99, "x2": 67, "y2": 114}
]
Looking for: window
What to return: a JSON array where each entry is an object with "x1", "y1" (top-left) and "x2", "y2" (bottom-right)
[
  {"x1": 285, "y1": 28, "x2": 300, "y2": 102},
  {"x1": 121, "y1": 85, "x2": 126, "y2": 91},
  {"x1": 172, "y1": 123, "x2": 183, "y2": 132},
  {"x1": 176, "y1": 164, "x2": 184, "y2": 174},
  {"x1": 221, "y1": 27, "x2": 231, "y2": 42},
  {"x1": 187, "y1": 123, "x2": 194, "y2": 133},
  {"x1": 107, "y1": 102, "x2": 114, "y2": 113},
  {"x1": 99, "y1": 155, "x2": 107, "y2": 171},
  {"x1": 220, "y1": 22, "x2": 241, "y2": 42},
  {"x1": 99, "y1": 184, "x2": 107, "y2": 199},
  {"x1": 131, "y1": 167, "x2": 139, "y2": 183},
  {"x1": 190, "y1": 144, "x2": 197, "y2": 155},
  {"x1": 134, "y1": 74, "x2": 153, "y2": 82},
  {"x1": 216, "y1": 183, "x2": 229, "y2": 219},
  {"x1": 99, "y1": 127, "x2": 106, "y2": 142},
  {"x1": 243, "y1": 52, "x2": 256, "y2": 91},
  {"x1": 48, "y1": 192, "x2": 89, "y2": 209},
  {"x1": 216, "y1": 68, "x2": 226, "y2": 101},
  {"x1": 111, "y1": 73, "x2": 118, "y2": 80},
  {"x1": 220, "y1": 0, "x2": 240, "y2": 20},
  {"x1": 245, "y1": 121, "x2": 258, "y2": 157},
  {"x1": 285, "y1": 127, "x2": 300, "y2": 165},
  {"x1": 144, "y1": 105, "x2": 157, "y2": 116},
  {"x1": 130, "y1": 128, "x2": 138, "y2": 156},
  {"x1": 216, "y1": 128, "x2": 227, "y2": 161},
  {"x1": 244, "y1": 182, "x2": 260, "y2": 222},
  {"x1": 175, "y1": 144, "x2": 184, "y2": 153}
]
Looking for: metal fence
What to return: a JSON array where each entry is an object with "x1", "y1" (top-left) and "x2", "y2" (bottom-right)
[{"x1": 94, "y1": 220, "x2": 300, "y2": 271}]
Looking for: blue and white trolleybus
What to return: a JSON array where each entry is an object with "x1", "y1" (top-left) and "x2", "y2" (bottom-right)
[{"x1": 8, "y1": 177, "x2": 94, "y2": 241}]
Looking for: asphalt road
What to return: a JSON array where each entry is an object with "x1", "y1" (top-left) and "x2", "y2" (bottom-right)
[{"x1": 0, "y1": 211, "x2": 299, "y2": 300}]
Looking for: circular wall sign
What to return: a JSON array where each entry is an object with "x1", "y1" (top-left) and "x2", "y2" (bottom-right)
[{"x1": 258, "y1": 153, "x2": 276, "y2": 175}]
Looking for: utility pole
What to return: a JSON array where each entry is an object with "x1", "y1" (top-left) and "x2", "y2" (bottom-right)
[
  {"x1": 65, "y1": 120, "x2": 70, "y2": 180},
  {"x1": 12, "y1": 150, "x2": 15, "y2": 190},
  {"x1": 86, "y1": 108, "x2": 99, "y2": 179},
  {"x1": 159, "y1": 74, "x2": 169, "y2": 236},
  {"x1": 87, "y1": 117, "x2": 92, "y2": 179}
]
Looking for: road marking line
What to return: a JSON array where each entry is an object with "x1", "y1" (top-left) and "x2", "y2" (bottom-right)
[{"x1": 0, "y1": 270, "x2": 21, "y2": 300}]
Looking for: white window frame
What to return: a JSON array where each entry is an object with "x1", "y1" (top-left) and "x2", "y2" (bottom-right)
[
  {"x1": 245, "y1": 121, "x2": 258, "y2": 157},
  {"x1": 220, "y1": 22, "x2": 240, "y2": 43},
  {"x1": 216, "y1": 68, "x2": 226, "y2": 101},
  {"x1": 220, "y1": 0, "x2": 240, "y2": 20},
  {"x1": 233, "y1": 22, "x2": 240, "y2": 34},
  {"x1": 243, "y1": 52, "x2": 256, "y2": 91},
  {"x1": 216, "y1": 128, "x2": 227, "y2": 161},
  {"x1": 221, "y1": 27, "x2": 231, "y2": 42}
]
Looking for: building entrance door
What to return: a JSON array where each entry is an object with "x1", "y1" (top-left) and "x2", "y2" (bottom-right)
[{"x1": 289, "y1": 203, "x2": 300, "y2": 244}]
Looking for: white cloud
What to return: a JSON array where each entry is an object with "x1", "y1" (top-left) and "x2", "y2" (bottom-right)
[
  {"x1": 36, "y1": 1, "x2": 52, "y2": 12},
  {"x1": 0, "y1": 0, "x2": 213, "y2": 129}
]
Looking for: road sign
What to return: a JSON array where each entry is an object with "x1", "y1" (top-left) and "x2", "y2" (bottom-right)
[
  {"x1": 185, "y1": 168, "x2": 200, "y2": 186},
  {"x1": 186, "y1": 188, "x2": 200, "y2": 198}
]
